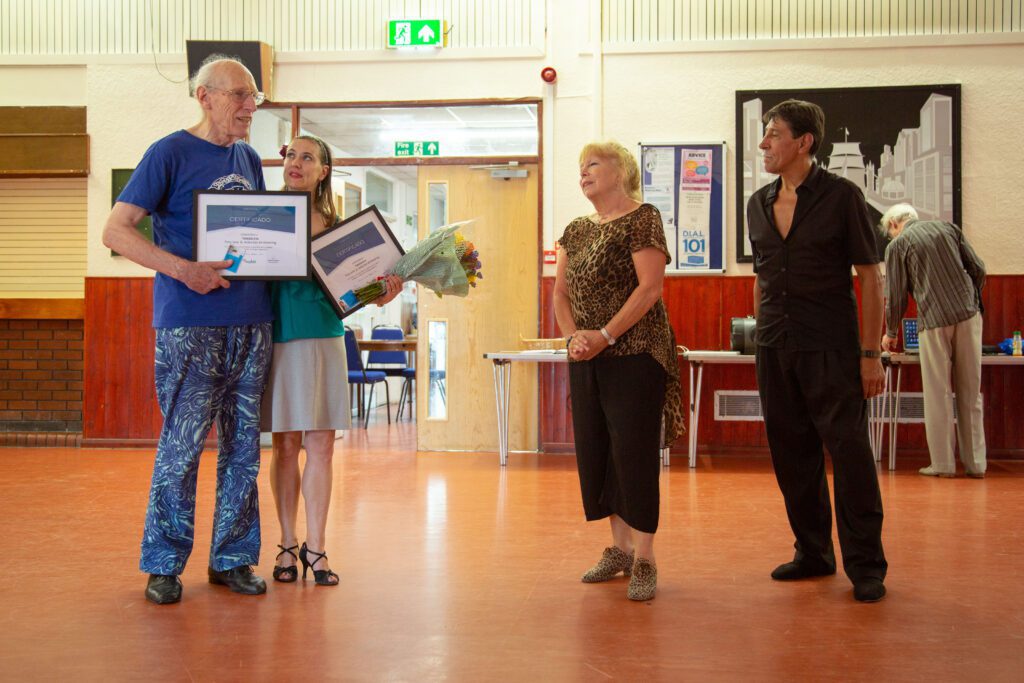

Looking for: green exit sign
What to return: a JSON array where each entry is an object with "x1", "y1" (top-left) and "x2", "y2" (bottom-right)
[
  {"x1": 395, "y1": 141, "x2": 440, "y2": 157},
  {"x1": 387, "y1": 19, "x2": 446, "y2": 48}
]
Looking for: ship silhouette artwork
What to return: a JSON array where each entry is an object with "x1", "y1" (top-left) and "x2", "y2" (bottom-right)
[{"x1": 826, "y1": 127, "x2": 867, "y2": 192}]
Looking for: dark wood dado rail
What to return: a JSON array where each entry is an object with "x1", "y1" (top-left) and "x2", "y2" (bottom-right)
[{"x1": 0, "y1": 298, "x2": 84, "y2": 319}]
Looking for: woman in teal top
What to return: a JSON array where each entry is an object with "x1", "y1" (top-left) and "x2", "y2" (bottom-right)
[{"x1": 261, "y1": 135, "x2": 401, "y2": 586}]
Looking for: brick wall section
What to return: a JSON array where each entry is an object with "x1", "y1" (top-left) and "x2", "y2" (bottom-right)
[{"x1": 0, "y1": 319, "x2": 83, "y2": 432}]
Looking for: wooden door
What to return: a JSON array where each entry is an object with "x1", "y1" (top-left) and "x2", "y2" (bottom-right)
[{"x1": 416, "y1": 164, "x2": 539, "y2": 452}]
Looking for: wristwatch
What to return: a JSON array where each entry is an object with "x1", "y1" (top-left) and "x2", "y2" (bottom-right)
[
  {"x1": 600, "y1": 327, "x2": 617, "y2": 346},
  {"x1": 860, "y1": 349, "x2": 881, "y2": 359}
]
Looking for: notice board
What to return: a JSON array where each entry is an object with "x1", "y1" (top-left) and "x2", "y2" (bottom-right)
[{"x1": 639, "y1": 142, "x2": 726, "y2": 273}]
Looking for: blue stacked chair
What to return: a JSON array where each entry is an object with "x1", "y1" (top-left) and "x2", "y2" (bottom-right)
[
  {"x1": 397, "y1": 366, "x2": 416, "y2": 420},
  {"x1": 344, "y1": 326, "x2": 390, "y2": 427},
  {"x1": 367, "y1": 326, "x2": 411, "y2": 421}
]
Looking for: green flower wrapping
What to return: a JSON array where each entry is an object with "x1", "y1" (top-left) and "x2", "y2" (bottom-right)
[{"x1": 353, "y1": 221, "x2": 480, "y2": 304}]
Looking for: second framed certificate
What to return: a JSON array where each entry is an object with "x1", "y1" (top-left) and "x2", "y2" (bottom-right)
[
  {"x1": 193, "y1": 190, "x2": 311, "y2": 280},
  {"x1": 311, "y1": 205, "x2": 405, "y2": 319}
]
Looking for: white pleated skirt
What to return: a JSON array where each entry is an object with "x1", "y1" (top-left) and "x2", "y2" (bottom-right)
[{"x1": 261, "y1": 336, "x2": 351, "y2": 433}]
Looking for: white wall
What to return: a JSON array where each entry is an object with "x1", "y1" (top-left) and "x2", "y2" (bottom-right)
[
  {"x1": 0, "y1": 66, "x2": 86, "y2": 104},
  {"x1": 3, "y1": 9, "x2": 1023, "y2": 279},
  {"x1": 85, "y1": 61, "x2": 200, "y2": 277}
]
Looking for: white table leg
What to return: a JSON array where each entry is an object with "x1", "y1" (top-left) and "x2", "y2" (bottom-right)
[
  {"x1": 868, "y1": 391, "x2": 877, "y2": 459},
  {"x1": 689, "y1": 362, "x2": 704, "y2": 468},
  {"x1": 688, "y1": 361, "x2": 695, "y2": 467},
  {"x1": 871, "y1": 365, "x2": 890, "y2": 462},
  {"x1": 660, "y1": 415, "x2": 670, "y2": 468},
  {"x1": 869, "y1": 367, "x2": 889, "y2": 462},
  {"x1": 889, "y1": 364, "x2": 903, "y2": 471},
  {"x1": 492, "y1": 360, "x2": 512, "y2": 466}
]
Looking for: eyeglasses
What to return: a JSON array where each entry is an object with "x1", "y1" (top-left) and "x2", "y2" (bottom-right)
[{"x1": 207, "y1": 87, "x2": 266, "y2": 106}]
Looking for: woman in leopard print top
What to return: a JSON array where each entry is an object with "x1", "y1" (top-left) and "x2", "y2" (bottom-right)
[{"x1": 554, "y1": 141, "x2": 683, "y2": 602}]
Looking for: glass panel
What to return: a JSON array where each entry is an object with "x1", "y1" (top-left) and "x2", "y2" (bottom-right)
[
  {"x1": 250, "y1": 107, "x2": 292, "y2": 159},
  {"x1": 427, "y1": 319, "x2": 448, "y2": 420},
  {"x1": 428, "y1": 182, "x2": 448, "y2": 230},
  {"x1": 365, "y1": 171, "x2": 393, "y2": 214},
  {"x1": 333, "y1": 165, "x2": 417, "y2": 249},
  {"x1": 343, "y1": 183, "x2": 362, "y2": 219},
  {"x1": 298, "y1": 103, "x2": 539, "y2": 158}
]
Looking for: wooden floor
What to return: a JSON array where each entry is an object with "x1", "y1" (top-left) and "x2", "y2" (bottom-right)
[{"x1": 1, "y1": 413, "x2": 1022, "y2": 682}]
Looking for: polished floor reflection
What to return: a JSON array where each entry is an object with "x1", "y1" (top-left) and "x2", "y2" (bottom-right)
[{"x1": 1, "y1": 418, "x2": 1022, "y2": 680}]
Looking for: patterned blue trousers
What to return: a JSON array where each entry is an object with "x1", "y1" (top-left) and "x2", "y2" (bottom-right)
[{"x1": 140, "y1": 323, "x2": 272, "y2": 575}]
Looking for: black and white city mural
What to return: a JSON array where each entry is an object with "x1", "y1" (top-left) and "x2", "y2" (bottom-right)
[{"x1": 735, "y1": 84, "x2": 961, "y2": 262}]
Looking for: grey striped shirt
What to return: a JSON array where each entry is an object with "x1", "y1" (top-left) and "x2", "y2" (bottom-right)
[{"x1": 884, "y1": 219, "x2": 986, "y2": 336}]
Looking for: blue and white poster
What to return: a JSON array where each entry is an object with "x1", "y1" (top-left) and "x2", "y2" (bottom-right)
[{"x1": 640, "y1": 142, "x2": 726, "y2": 273}]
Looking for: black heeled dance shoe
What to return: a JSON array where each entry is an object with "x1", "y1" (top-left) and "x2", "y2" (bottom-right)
[
  {"x1": 272, "y1": 544, "x2": 299, "y2": 583},
  {"x1": 299, "y1": 542, "x2": 339, "y2": 586}
]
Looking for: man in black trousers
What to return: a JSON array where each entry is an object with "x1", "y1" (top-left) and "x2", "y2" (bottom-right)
[{"x1": 747, "y1": 99, "x2": 888, "y2": 603}]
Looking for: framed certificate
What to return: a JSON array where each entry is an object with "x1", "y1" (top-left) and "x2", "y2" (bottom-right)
[
  {"x1": 310, "y1": 205, "x2": 405, "y2": 319},
  {"x1": 193, "y1": 190, "x2": 311, "y2": 280}
]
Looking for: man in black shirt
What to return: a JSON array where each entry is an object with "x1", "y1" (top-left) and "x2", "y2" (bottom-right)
[{"x1": 747, "y1": 99, "x2": 888, "y2": 603}]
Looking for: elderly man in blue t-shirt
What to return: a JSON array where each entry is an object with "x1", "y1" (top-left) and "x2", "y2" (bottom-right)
[{"x1": 103, "y1": 56, "x2": 273, "y2": 605}]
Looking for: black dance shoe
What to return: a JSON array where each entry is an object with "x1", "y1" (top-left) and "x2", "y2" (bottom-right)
[
  {"x1": 770, "y1": 560, "x2": 836, "y2": 581},
  {"x1": 299, "y1": 543, "x2": 340, "y2": 586},
  {"x1": 273, "y1": 544, "x2": 299, "y2": 583},
  {"x1": 145, "y1": 574, "x2": 182, "y2": 604},
  {"x1": 207, "y1": 565, "x2": 267, "y2": 595},
  {"x1": 853, "y1": 578, "x2": 886, "y2": 603}
]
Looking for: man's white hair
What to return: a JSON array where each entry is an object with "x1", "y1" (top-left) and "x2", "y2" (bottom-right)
[
  {"x1": 879, "y1": 203, "x2": 918, "y2": 233},
  {"x1": 189, "y1": 54, "x2": 249, "y2": 95}
]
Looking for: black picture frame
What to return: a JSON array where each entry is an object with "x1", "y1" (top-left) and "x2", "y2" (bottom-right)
[
  {"x1": 310, "y1": 205, "x2": 406, "y2": 320},
  {"x1": 192, "y1": 189, "x2": 311, "y2": 280},
  {"x1": 735, "y1": 84, "x2": 962, "y2": 263}
]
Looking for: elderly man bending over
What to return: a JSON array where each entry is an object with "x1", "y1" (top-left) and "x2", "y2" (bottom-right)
[{"x1": 880, "y1": 203, "x2": 987, "y2": 479}]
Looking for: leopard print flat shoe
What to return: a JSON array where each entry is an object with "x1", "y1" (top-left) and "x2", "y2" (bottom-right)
[
  {"x1": 627, "y1": 557, "x2": 657, "y2": 601},
  {"x1": 581, "y1": 546, "x2": 634, "y2": 583}
]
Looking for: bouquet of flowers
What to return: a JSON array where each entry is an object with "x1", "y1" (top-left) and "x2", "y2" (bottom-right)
[{"x1": 346, "y1": 221, "x2": 482, "y2": 307}]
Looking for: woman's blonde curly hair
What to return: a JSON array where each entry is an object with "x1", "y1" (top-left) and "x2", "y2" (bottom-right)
[{"x1": 578, "y1": 141, "x2": 642, "y2": 201}]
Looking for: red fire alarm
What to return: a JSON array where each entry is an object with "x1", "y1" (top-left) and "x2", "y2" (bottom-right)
[
  {"x1": 543, "y1": 249, "x2": 557, "y2": 264},
  {"x1": 540, "y1": 66, "x2": 557, "y2": 84}
]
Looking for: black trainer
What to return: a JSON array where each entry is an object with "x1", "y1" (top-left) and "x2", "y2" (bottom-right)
[
  {"x1": 770, "y1": 560, "x2": 836, "y2": 581},
  {"x1": 853, "y1": 578, "x2": 886, "y2": 602},
  {"x1": 208, "y1": 565, "x2": 267, "y2": 595},
  {"x1": 145, "y1": 574, "x2": 183, "y2": 604}
]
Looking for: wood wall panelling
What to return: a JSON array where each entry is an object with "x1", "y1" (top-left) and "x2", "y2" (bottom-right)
[
  {"x1": 83, "y1": 278, "x2": 161, "y2": 444},
  {"x1": 540, "y1": 275, "x2": 1024, "y2": 458},
  {"x1": 0, "y1": 108, "x2": 89, "y2": 178},
  {"x1": 0, "y1": 134, "x2": 90, "y2": 177},
  {"x1": 82, "y1": 276, "x2": 1023, "y2": 453},
  {"x1": 0, "y1": 107, "x2": 86, "y2": 134}
]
